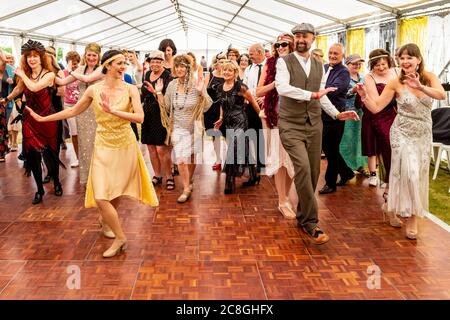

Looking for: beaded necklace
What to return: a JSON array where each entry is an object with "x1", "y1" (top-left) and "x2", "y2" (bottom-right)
[
  {"x1": 30, "y1": 68, "x2": 44, "y2": 81},
  {"x1": 174, "y1": 72, "x2": 190, "y2": 111}
]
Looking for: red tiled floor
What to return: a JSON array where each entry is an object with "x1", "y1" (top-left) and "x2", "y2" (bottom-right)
[
  {"x1": 0, "y1": 145, "x2": 449, "y2": 299},
  {"x1": 132, "y1": 261, "x2": 266, "y2": 300}
]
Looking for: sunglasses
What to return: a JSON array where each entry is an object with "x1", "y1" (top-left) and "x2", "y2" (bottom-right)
[{"x1": 274, "y1": 42, "x2": 289, "y2": 49}]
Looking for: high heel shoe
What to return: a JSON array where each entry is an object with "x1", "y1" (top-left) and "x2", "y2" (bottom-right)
[
  {"x1": 381, "y1": 203, "x2": 403, "y2": 228},
  {"x1": 32, "y1": 192, "x2": 44, "y2": 205},
  {"x1": 177, "y1": 190, "x2": 191, "y2": 203},
  {"x1": 243, "y1": 166, "x2": 261, "y2": 187},
  {"x1": 98, "y1": 217, "x2": 116, "y2": 239},
  {"x1": 278, "y1": 202, "x2": 296, "y2": 219},
  {"x1": 224, "y1": 175, "x2": 236, "y2": 194},
  {"x1": 243, "y1": 175, "x2": 260, "y2": 187},
  {"x1": 54, "y1": 183, "x2": 63, "y2": 196},
  {"x1": 103, "y1": 239, "x2": 128, "y2": 258},
  {"x1": 405, "y1": 216, "x2": 418, "y2": 240}
]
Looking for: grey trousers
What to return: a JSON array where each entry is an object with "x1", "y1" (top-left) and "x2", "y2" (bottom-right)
[{"x1": 279, "y1": 119, "x2": 323, "y2": 232}]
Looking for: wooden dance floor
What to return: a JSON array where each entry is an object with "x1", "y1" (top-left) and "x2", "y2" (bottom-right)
[{"x1": 0, "y1": 144, "x2": 449, "y2": 300}]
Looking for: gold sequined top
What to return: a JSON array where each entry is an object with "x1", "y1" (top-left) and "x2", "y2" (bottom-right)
[{"x1": 91, "y1": 82, "x2": 136, "y2": 149}]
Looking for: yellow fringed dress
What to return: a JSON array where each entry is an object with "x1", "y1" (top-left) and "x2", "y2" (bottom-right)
[{"x1": 84, "y1": 82, "x2": 159, "y2": 208}]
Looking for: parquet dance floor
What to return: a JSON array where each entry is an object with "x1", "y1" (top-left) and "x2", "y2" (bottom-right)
[{"x1": 0, "y1": 144, "x2": 449, "y2": 300}]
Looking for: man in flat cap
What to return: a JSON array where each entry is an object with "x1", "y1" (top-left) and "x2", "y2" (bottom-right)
[{"x1": 275, "y1": 23, "x2": 358, "y2": 245}]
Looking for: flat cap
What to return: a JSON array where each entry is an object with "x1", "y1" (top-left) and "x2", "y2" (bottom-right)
[
  {"x1": 345, "y1": 54, "x2": 365, "y2": 65},
  {"x1": 291, "y1": 23, "x2": 315, "y2": 35}
]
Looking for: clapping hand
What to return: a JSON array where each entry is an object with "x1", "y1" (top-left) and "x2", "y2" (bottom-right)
[
  {"x1": 213, "y1": 118, "x2": 223, "y2": 130},
  {"x1": 154, "y1": 78, "x2": 164, "y2": 93},
  {"x1": 14, "y1": 67, "x2": 25, "y2": 78},
  {"x1": 25, "y1": 106, "x2": 44, "y2": 122},
  {"x1": 405, "y1": 72, "x2": 423, "y2": 91},
  {"x1": 317, "y1": 87, "x2": 337, "y2": 99},
  {"x1": 67, "y1": 60, "x2": 73, "y2": 72},
  {"x1": 255, "y1": 97, "x2": 264, "y2": 105},
  {"x1": 99, "y1": 92, "x2": 113, "y2": 114},
  {"x1": 338, "y1": 110, "x2": 360, "y2": 121},
  {"x1": 196, "y1": 77, "x2": 205, "y2": 93},
  {"x1": 144, "y1": 80, "x2": 156, "y2": 94},
  {"x1": 259, "y1": 109, "x2": 267, "y2": 119},
  {"x1": 355, "y1": 83, "x2": 367, "y2": 98}
]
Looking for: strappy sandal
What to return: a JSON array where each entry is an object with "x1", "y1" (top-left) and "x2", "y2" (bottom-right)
[
  {"x1": 152, "y1": 176, "x2": 163, "y2": 186},
  {"x1": 166, "y1": 178, "x2": 175, "y2": 190}
]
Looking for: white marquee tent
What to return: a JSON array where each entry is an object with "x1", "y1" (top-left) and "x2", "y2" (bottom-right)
[{"x1": 1, "y1": 0, "x2": 450, "y2": 73}]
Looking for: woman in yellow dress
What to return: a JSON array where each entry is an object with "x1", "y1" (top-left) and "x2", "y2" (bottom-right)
[{"x1": 26, "y1": 50, "x2": 159, "y2": 258}]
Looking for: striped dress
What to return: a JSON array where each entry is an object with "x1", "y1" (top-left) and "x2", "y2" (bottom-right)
[{"x1": 164, "y1": 79, "x2": 203, "y2": 161}]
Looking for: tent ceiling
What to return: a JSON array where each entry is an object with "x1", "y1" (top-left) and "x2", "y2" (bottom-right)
[{"x1": 0, "y1": 0, "x2": 448, "y2": 51}]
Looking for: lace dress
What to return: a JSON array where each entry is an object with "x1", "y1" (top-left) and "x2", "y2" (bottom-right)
[{"x1": 387, "y1": 88, "x2": 432, "y2": 218}]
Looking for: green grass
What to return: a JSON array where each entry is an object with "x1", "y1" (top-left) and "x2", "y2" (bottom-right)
[{"x1": 429, "y1": 163, "x2": 450, "y2": 225}]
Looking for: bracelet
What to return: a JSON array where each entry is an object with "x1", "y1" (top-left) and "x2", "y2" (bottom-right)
[
  {"x1": 335, "y1": 112, "x2": 340, "y2": 120},
  {"x1": 156, "y1": 91, "x2": 162, "y2": 95}
]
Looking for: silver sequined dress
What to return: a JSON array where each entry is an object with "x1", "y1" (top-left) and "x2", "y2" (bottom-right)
[
  {"x1": 387, "y1": 88, "x2": 433, "y2": 218},
  {"x1": 76, "y1": 66, "x2": 101, "y2": 184}
]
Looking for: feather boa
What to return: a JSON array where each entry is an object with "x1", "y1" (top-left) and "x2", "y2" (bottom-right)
[{"x1": 262, "y1": 57, "x2": 279, "y2": 129}]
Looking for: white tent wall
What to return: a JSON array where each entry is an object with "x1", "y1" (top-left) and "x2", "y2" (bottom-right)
[{"x1": 425, "y1": 14, "x2": 450, "y2": 106}]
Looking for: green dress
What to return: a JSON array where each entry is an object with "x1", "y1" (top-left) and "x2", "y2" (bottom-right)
[{"x1": 339, "y1": 74, "x2": 367, "y2": 171}]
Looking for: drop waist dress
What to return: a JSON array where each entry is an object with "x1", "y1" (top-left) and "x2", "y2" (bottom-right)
[{"x1": 84, "y1": 82, "x2": 159, "y2": 208}]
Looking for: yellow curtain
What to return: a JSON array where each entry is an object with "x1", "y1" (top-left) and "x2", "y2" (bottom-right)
[
  {"x1": 315, "y1": 35, "x2": 328, "y2": 55},
  {"x1": 347, "y1": 28, "x2": 365, "y2": 72},
  {"x1": 398, "y1": 16, "x2": 428, "y2": 53},
  {"x1": 347, "y1": 28, "x2": 365, "y2": 57}
]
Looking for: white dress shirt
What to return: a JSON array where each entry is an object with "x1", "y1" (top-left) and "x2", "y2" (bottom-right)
[
  {"x1": 275, "y1": 52, "x2": 339, "y2": 119},
  {"x1": 244, "y1": 59, "x2": 266, "y2": 96}
]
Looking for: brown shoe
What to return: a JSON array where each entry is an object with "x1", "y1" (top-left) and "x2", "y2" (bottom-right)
[{"x1": 303, "y1": 226, "x2": 330, "y2": 245}]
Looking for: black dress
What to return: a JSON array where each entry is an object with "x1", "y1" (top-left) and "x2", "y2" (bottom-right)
[
  {"x1": 141, "y1": 69, "x2": 172, "y2": 145},
  {"x1": 204, "y1": 74, "x2": 225, "y2": 137},
  {"x1": 218, "y1": 81, "x2": 253, "y2": 177}
]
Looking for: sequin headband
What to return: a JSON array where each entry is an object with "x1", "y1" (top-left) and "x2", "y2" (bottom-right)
[
  {"x1": 368, "y1": 54, "x2": 389, "y2": 62},
  {"x1": 21, "y1": 40, "x2": 45, "y2": 55},
  {"x1": 102, "y1": 54, "x2": 124, "y2": 67},
  {"x1": 175, "y1": 61, "x2": 190, "y2": 68}
]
